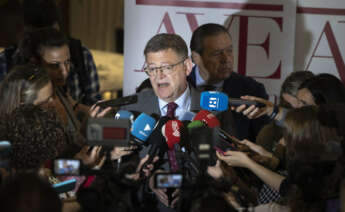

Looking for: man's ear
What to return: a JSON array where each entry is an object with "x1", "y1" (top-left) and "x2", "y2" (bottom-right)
[{"x1": 184, "y1": 57, "x2": 193, "y2": 76}]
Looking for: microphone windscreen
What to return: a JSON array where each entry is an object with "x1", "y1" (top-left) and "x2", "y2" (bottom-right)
[
  {"x1": 193, "y1": 110, "x2": 220, "y2": 128},
  {"x1": 164, "y1": 120, "x2": 183, "y2": 149},
  {"x1": 146, "y1": 116, "x2": 171, "y2": 146},
  {"x1": 179, "y1": 111, "x2": 196, "y2": 121},
  {"x1": 200, "y1": 91, "x2": 228, "y2": 111},
  {"x1": 187, "y1": 120, "x2": 204, "y2": 130},
  {"x1": 115, "y1": 110, "x2": 141, "y2": 124},
  {"x1": 130, "y1": 113, "x2": 156, "y2": 143}
]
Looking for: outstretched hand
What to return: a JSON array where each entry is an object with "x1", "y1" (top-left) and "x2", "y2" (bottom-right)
[
  {"x1": 231, "y1": 95, "x2": 274, "y2": 119},
  {"x1": 216, "y1": 150, "x2": 252, "y2": 168},
  {"x1": 89, "y1": 101, "x2": 112, "y2": 118}
]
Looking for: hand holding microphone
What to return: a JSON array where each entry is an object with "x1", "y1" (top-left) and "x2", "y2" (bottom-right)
[{"x1": 200, "y1": 91, "x2": 266, "y2": 112}]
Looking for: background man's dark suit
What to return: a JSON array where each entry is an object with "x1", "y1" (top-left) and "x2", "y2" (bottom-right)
[{"x1": 188, "y1": 67, "x2": 270, "y2": 142}]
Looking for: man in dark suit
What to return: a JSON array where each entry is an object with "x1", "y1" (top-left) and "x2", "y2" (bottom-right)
[
  {"x1": 122, "y1": 33, "x2": 237, "y2": 211},
  {"x1": 188, "y1": 23, "x2": 270, "y2": 142}
]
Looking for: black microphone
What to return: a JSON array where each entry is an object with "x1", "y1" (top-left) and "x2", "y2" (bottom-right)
[
  {"x1": 95, "y1": 94, "x2": 137, "y2": 108},
  {"x1": 141, "y1": 116, "x2": 172, "y2": 171}
]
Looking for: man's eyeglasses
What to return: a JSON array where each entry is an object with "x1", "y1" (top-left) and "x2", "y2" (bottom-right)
[{"x1": 144, "y1": 58, "x2": 186, "y2": 76}]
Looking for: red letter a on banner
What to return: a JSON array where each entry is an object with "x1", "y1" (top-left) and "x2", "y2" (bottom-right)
[
  {"x1": 156, "y1": 12, "x2": 175, "y2": 34},
  {"x1": 306, "y1": 21, "x2": 345, "y2": 82}
]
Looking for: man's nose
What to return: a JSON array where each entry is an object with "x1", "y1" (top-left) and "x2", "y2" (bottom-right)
[
  {"x1": 154, "y1": 68, "x2": 166, "y2": 79},
  {"x1": 60, "y1": 64, "x2": 69, "y2": 79}
]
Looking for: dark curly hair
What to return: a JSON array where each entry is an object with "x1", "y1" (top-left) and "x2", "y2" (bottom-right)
[{"x1": 7, "y1": 104, "x2": 67, "y2": 171}]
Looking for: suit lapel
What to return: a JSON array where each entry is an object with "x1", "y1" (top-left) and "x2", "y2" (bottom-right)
[{"x1": 189, "y1": 85, "x2": 201, "y2": 112}]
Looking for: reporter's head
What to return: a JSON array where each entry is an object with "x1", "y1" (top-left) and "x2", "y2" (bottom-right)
[
  {"x1": 6, "y1": 104, "x2": 67, "y2": 172},
  {"x1": 0, "y1": 173, "x2": 62, "y2": 212}
]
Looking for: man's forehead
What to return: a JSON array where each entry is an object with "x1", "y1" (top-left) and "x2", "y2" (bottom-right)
[
  {"x1": 145, "y1": 49, "x2": 181, "y2": 63},
  {"x1": 203, "y1": 33, "x2": 232, "y2": 48}
]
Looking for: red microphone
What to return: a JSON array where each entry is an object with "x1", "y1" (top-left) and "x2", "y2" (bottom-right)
[
  {"x1": 163, "y1": 120, "x2": 183, "y2": 149},
  {"x1": 162, "y1": 119, "x2": 183, "y2": 172},
  {"x1": 193, "y1": 110, "x2": 220, "y2": 128}
]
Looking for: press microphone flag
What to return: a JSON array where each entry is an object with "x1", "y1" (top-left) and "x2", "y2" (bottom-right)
[
  {"x1": 200, "y1": 91, "x2": 228, "y2": 111},
  {"x1": 162, "y1": 120, "x2": 183, "y2": 172},
  {"x1": 193, "y1": 110, "x2": 220, "y2": 128},
  {"x1": 163, "y1": 120, "x2": 183, "y2": 149},
  {"x1": 130, "y1": 113, "x2": 156, "y2": 143},
  {"x1": 201, "y1": 91, "x2": 264, "y2": 111}
]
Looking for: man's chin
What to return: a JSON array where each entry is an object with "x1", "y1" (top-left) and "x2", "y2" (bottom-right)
[{"x1": 218, "y1": 69, "x2": 232, "y2": 79}]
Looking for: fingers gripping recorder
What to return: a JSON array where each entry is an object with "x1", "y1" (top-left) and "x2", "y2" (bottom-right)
[
  {"x1": 200, "y1": 91, "x2": 264, "y2": 111},
  {"x1": 86, "y1": 112, "x2": 156, "y2": 147}
]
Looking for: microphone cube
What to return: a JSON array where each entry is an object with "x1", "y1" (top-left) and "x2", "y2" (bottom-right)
[{"x1": 200, "y1": 91, "x2": 228, "y2": 111}]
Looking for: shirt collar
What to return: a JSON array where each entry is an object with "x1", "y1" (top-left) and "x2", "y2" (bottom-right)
[{"x1": 158, "y1": 85, "x2": 191, "y2": 117}]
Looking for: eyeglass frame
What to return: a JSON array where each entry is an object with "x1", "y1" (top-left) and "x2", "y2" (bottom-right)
[{"x1": 144, "y1": 57, "x2": 187, "y2": 76}]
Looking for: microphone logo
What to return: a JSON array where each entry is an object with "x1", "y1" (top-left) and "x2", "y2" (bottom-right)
[
  {"x1": 172, "y1": 121, "x2": 180, "y2": 137},
  {"x1": 144, "y1": 124, "x2": 151, "y2": 131},
  {"x1": 208, "y1": 97, "x2": 219, "y2": 108}
]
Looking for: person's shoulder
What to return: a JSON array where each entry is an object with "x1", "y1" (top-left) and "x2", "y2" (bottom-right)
[
  {"x1": 137, "y1": 88, "x2": 155, "y2": 98},
  {"x1": 228, "y1": 72, "x2": 264, "y2": 86},
  {"x1": 121, "y1": 89, "x2": 157, "y2": 111},
  {"x1": 224, "y1": 72, "x2": 268, "y2": 98}
]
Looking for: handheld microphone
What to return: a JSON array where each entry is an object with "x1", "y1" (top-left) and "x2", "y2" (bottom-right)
[
  {"x1": 187, "y1": 120, "x2": 204, "y2": 131},
  {"x1": 115, "y1": 110, "x2": 141, "y2": 124},
  {"x1": 189, "y1": 125, "x2": 217, "y2": 167},
  {"x1": 96, "y1": 94, "x2": 138, "y2": 108},
  {"x1": 200, "y1": 91, "x2": 228, "y2": 111},
  {"x1": 200, "y1": 91, "x2": 264, "y2": 111},
  {"x1": 143, "y1": 116, "x2": 172, "y2": 168},
  {"x1": 193, "y1": 110, "x2": 220, "y2": 128},
  {"x1": 179, "y1": 111, "x2": 196, "y2": 121},
  {"x1": 162, "y1": 120, "x2": 183, "y2": 172},
  {"x1": 193, "y1": 111, "x2": 238, "y2": 151},
  {"x1": 130, "y1": 113, "x2": 156, "y2": 145}
]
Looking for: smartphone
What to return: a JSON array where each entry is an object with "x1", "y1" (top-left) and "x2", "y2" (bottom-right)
[
  {"x1": 53, "y1": 159, "x2": 81, "y2": 176},
  {"x1": 154, "y1": 173, "x2": 183, "y2": 189},
  {"x1": 228, "y1": 98, "x2": 265, "y2": 107},
  {"x1": 214, "y1": 146, "x2": 225, "y2": 155},
  {"x1": 213, "y1": 128, "x2": 238, "y2": 151},
  {"x1": 52, "y1": 178, "x2": 77, "y2": 194}
]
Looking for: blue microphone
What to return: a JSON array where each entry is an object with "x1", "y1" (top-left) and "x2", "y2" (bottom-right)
[
  {"x1": 200, "y1": 91, "x2": 228, "y2": 111},
  {"x1": 130, "y1": 113, "x2": 156, "y2": 145},
  {"x1": 201, "y1": 91, "x2": 264, "y2": 111},
  {"x1": 115, "y1": 110, "x2": 142, "y2": 124}
]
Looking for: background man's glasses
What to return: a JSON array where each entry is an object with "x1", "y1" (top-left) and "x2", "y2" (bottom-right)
[{"x1": 144, "y1": 58, "x2": 186, "y2": 76}]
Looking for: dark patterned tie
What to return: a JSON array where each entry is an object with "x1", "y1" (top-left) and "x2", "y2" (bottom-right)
[
  {"x1": 166, "y1": 102, "x2": 179, "y2": 172},
  {"x1": 166, "y1": 102, "x2": 178, "y2": 118}
]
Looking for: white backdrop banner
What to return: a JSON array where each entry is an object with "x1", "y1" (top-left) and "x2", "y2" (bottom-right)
[
  {"x1": 124, "y1": 0, "x2": 297, "y2": 99},
  {"x1": 295, "y1": 0, "x2": 345, "y2": 83}
]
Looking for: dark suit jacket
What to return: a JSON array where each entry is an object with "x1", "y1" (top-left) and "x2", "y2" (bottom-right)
[{"x1": 187, "y1": 66, "x2": 270, "y2": 141}]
